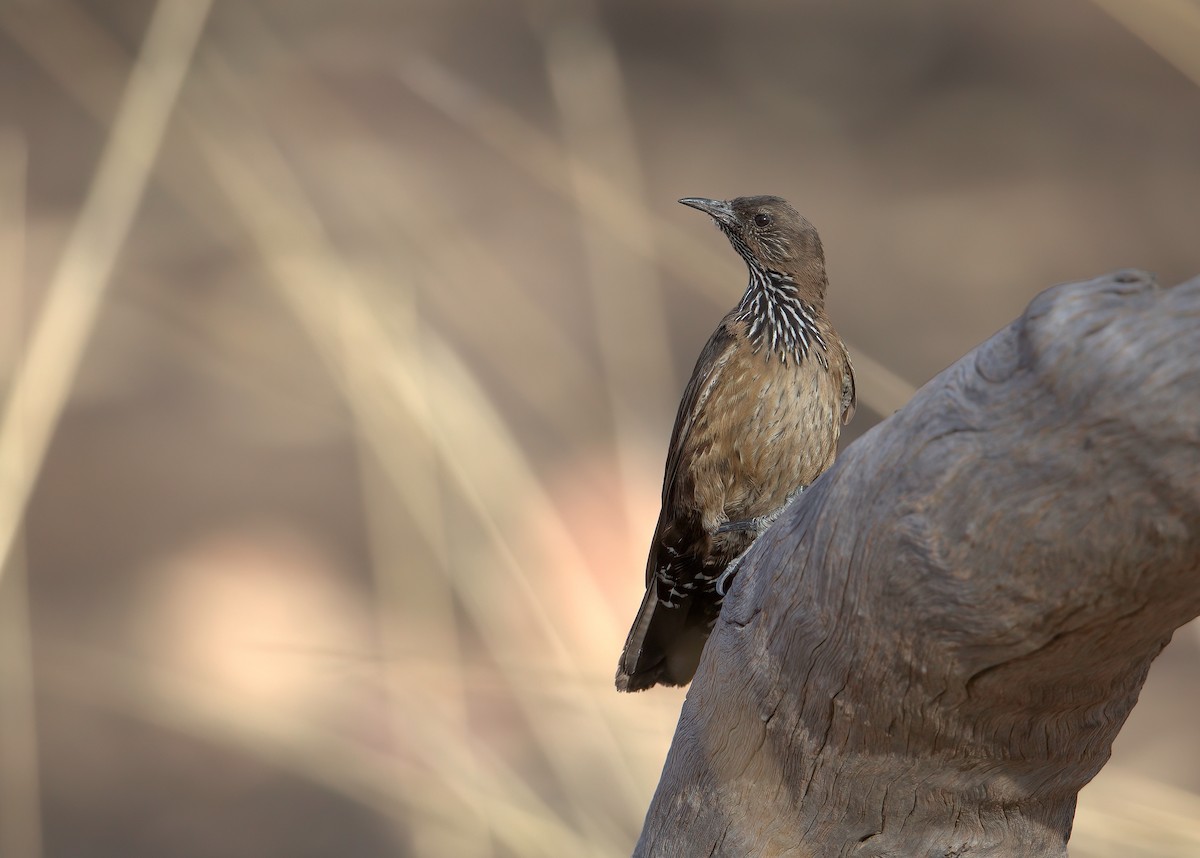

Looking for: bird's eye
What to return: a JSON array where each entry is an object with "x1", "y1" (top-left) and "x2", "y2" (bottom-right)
[{"x1": 753, "y1": 213, "x2": 771, "y2": 228}]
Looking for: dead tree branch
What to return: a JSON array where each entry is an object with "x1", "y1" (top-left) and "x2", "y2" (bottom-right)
[{"x1": 636, "y1": 269, "x2": 1200, "y2": 857}]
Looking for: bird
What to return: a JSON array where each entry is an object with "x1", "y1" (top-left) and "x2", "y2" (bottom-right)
[{"x1": 615, "y1": 195, "x2": 856, "y2": 692}]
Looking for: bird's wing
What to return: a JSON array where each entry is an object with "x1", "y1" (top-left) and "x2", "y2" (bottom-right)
[{"x1": 644, "y1": 323, "x2": 739, "y2": 586}]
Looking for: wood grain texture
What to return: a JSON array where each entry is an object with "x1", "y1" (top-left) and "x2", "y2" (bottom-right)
[{"x1": 635, "y1": 269, "x2": 1200, "y2": 857}]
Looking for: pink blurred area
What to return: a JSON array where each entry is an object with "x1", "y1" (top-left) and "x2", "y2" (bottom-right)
[{"x1": 1, "y1": 1, "x2": 1198, "y2": 856}]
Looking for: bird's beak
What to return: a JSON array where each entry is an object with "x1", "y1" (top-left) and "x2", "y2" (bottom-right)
[{"x1": 678, "y1": 197, "x2": 735, "y2": 226}]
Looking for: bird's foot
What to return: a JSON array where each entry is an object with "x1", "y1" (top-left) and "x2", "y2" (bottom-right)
[
  {"x1": 714, "y1": 510, "x2": 778, "y2": 536},
  {"x1": 714, "y1": 487, "x2": 805, "y2": 537},
  {"x1": 713, "y1": 489, "x2": 808, "y2": 596}
]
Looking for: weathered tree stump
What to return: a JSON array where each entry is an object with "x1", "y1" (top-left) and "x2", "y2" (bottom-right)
[{"x1": 636, "y1": 269, "x2": 1200, "y2": 857}]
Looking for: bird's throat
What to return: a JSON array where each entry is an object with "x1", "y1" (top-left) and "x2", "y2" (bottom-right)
[{"x1": 738, "y1": 266, "x2": 829, "y2": 368}]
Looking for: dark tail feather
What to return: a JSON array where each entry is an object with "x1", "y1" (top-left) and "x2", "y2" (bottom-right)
[{"x1": 615, "y1": 588, "x2": 709, "y2": 692}]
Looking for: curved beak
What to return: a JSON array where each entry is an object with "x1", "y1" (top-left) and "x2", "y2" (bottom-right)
[{"x1": 678, "y1": 197, "x2": 735, "y2": 226}]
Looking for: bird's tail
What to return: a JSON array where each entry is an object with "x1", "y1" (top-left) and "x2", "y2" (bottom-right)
[{"x1": 615, "y1": 587, "x2": 709, "y2": 692}]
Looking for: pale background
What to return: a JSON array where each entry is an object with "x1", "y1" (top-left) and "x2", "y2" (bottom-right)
[{"x1": 1, "y1": 1, "x2": 1198, "y2": 856}]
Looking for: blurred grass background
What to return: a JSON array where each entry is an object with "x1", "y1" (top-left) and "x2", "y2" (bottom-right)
[{"x1": 1, "y1": 1, "x2": 1199, "y2": 856}]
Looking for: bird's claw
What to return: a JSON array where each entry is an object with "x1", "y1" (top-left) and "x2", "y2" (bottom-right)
[{"x1": 715, "y1": 552, "x2": 745, "y2": 597}]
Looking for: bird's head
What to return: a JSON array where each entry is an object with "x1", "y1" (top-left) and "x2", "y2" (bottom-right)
[{"x1": 679, "y1": 195, "x2": 827, "y2": 296}]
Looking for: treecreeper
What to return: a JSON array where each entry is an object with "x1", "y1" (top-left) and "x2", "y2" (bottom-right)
[{"x1": 616, "y1": 195, "x2": 856, "y2": 692}]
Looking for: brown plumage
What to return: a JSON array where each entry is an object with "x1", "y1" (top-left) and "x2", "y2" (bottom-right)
[{"x1": 615, "y1": 195, "x2": 855, "y2": 692}]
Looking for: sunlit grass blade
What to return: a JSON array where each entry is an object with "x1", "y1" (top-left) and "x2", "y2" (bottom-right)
[
  {"x1": 0, "y1": 131, "x2": 43, "y2": 858},
  {"x1": 0, "y1": 0, "x2": 212, "y2": 581},
  {"x1": 531, "y1": 2, "x2": 677, "y2": 559},
  {"x1": 1088, "y1": 0, "x2": 1200, "y2": 88}
]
